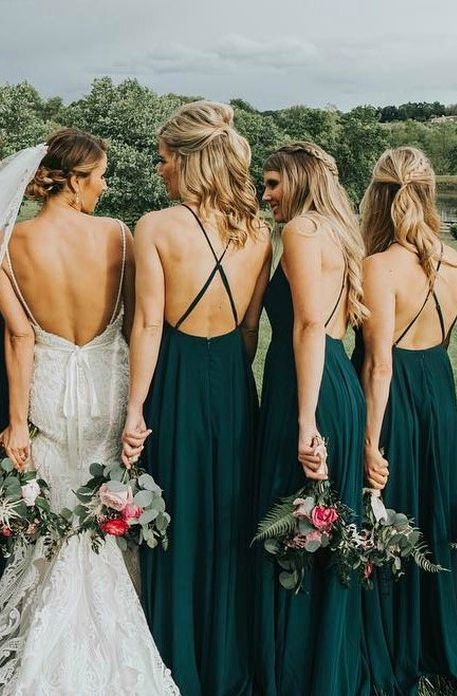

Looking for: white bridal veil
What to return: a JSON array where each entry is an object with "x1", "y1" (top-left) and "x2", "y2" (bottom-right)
[{"x1": 0, "y1": 144, "x2": 47, "y2": 264}]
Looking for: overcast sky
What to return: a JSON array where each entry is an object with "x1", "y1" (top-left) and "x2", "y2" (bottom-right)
[{"x1": 1, "y1": 0, "x2": 456, "y2": 110}]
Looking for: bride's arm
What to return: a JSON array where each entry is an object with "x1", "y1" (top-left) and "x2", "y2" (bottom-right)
[
  {"x1": 122, "y1": 214, "x2": 164, "y2": 465},
  {"x1": 0, "y1": 269, "x2": 35, "y2": 468}
]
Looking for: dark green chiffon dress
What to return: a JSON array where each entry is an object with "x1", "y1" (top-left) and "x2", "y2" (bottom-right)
[
  {"x1": 352, "y1": 251, "x2": 457, "y2": 696},
  {"x1": 141, "y1": 206, "x2": 258, "y2": 696},
  {"x1": 255, "y1": 262, "x2": 369, "y2": 696}
]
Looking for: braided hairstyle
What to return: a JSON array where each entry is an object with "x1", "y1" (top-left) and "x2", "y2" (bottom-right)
[
  {"x1": 360, "y1": 146, "x2": 441, "y2": 285},
  {"x1": 264, "y1": 141, "x2": 368, "y2": 326},
  {"x1": 26, "y1": 128, "x2": 107, "y2": 202},
  {"x1": 158, "y1": 100, "x2": 261, "y2": 247}
]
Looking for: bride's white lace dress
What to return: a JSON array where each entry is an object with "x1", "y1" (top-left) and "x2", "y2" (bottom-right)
[{"x1": 0, "y1": 232, "x2": 180, "y2": 695}]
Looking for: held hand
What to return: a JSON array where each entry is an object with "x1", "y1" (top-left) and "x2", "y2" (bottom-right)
[
  {"x1": 1, "y1": 424, "x2": 31, "y2": 470},
  {"x1": 121, "y1": 411, "x2": 152, "y2": 467},
  {"x1": 298, "y1": 425, "x2": 328, "y2": 481},
  {"x1": 364, "y1": 446, "x2": 389, "y2": 490}
]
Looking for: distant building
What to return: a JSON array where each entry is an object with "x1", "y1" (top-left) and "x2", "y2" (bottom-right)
[{"x1": 430, "y1": 115, "x2": 457, "y2": 124}]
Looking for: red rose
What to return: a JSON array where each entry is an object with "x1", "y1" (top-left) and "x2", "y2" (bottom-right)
[
  {"x1": 311, "y1": 505, "x2": 339, "y2": 531},
  {"x1": 99, "y1": 517, "x2": 129, "y2": 537},
  {"x1": 1, "y1": 527, "x2": 13, "y2": 537}
]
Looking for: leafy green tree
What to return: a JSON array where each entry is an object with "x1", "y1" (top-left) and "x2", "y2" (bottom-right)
[
  {"x1": 0, "y1": 82, "x2": 54, "y2": 157},
  {"x1": 331, "y1": 106, "x2": 389, "y2": 203},
  {"x1": 273, "y1": 105, "x2": 339, "y2": 151}
]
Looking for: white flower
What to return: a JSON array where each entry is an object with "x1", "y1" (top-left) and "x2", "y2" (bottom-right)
[{"x1": 21, "y1": 480, "x2": 41, "y2": 507}]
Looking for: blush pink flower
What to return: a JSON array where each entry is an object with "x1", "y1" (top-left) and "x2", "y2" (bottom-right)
[
  {"x1": 305, "y1": 530, "x2": 322, "y2": 544},
  {"x1": 311, "y1": 505, "x2": 338, "y2": 531},
  {"x1": 1, "y1": 527, "x2": 12, "y2": 537},
  {"x1": 98, "y1": 484, "x2": 133, "y2": 512},
  {"x1": 122, "y1": 504, "x2": 143, "y2": 521},
  {"x1": 99, "y1": 517, "x2": 129, "y2": 536}
]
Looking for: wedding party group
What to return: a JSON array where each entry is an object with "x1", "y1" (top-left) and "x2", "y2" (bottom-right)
[{"x1": 0, "y1": 98, "x2": 455, "y2": 696}]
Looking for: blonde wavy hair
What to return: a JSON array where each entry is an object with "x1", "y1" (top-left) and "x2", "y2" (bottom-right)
[
  {"x1": 360, "y1": 146, "x2": 441, "y2": 284},
  {"x1": 159, "y1": 100, "x2": 261, "y2": 247},
  {"x1": 264, "y1": 141, "x2": 368, "y2": 326}
]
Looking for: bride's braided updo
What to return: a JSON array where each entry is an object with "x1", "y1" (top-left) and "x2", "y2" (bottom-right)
[
  {"x1": 360, "y1": 146, "x2": 441, "y2": 285},
  {"x1": 26, "y1": 128, "x2": 107, "y2": 201},
  {"x1": 264, "y1": 141, "x2": 368, "y2": 326}
]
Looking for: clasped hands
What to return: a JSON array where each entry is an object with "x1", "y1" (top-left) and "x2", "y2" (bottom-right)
[{"x1": 121, "y1": 410, "x2": 152, "y2": 467}]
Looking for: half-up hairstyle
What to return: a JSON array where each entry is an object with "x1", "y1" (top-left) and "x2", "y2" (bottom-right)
[
  {"x1": 264, "y1": 141, "x2": 368, "y2": 326},
  {"x1": 26, "y1": 128, "x2": 107, "y2": 201},
  {"x1": 158, "y1": 100, "x2": 261, "y2": 247},
  {"x1": 360, "y1": 146, "x2": 441, "y2": 285}
]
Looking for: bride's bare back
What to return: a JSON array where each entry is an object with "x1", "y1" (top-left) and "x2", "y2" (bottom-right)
[{"x1": 5, "y1": 206, "x2": 134, "y2": 346}]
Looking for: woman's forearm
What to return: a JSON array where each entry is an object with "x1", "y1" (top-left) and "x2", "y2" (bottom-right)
[
  {"x1": 294, "y1": 321, "x2": 325, "y2": 428},
  {"x1": 361, "y1": 356, "x2": 392, "y2": 450},
  {"x1": 5, "y1": 330, "x2": 35, "y2": 426},
  {"x1": 127, "y1": 320, "x2": 163, "y2": 414}
]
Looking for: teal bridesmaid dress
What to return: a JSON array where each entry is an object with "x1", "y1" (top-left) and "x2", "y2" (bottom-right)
[
  {"x1": 255, "y1": 262, "x2": 369, "y2": 696},
  {"x1": 0, "y1": 317, "x2": 8, "y2": 578},
  {"x1": 353, "y1": 247, "x2": 457, "y2": 695},
  {"x1": 141, "y1": 206, "x2": 258, "y2": 696}
]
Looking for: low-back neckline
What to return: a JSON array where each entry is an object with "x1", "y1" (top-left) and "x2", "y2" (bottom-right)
[{"x1": 6, "y1": 219, "x2": 126, "y2": 340}]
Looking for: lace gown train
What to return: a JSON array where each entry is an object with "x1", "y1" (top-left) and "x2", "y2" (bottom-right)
[{"x1": 0, "y1": 235, "x2": 179, "y2": 695}]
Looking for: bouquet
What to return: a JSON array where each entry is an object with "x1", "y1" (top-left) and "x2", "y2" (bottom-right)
[
  {"x1": 71, "y1": 461, "x2": 170, "y2": 553},
  {"x1": 0, "y1": 457, "x2": 69, "y2": 558},
  {"x1": 358, "y1": 489, "x2": 447, "y2": 589},
  {"x1": 253, "y1": 438, "x2": 360, "y2": 592}
]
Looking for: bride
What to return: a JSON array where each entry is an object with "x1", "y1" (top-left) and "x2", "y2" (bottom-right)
[{"x1": 0, "y1": 129, "x2": 179, "y2": 694}]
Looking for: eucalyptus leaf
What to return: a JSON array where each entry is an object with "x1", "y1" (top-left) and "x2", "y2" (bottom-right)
[
  {"x1": 155, "y1": 513, "x2": 170, "y2": 532},
  {"x1": 1, "y1": 459, "x2": 14, "y2": 473},
  {"x1": 139, "y1": 508, "x2": 159, "y2": 525},
  {"x1": 279, "y1": 571, "x2": 297, "y2": 591},
  {"x1": 150, "y1": 496, "x2": 166, "y2": 513},
  {"x1": 298, "y1": 519, "x2": 314, "y2": 535},
  {"x1": 134, "y1": 490, "x2": 154, "y2": 508},
  {"x1": 138, "y1": 473, "x2": 161, "y2": 493},
  {"x1": 305, "y1": 538, "x2": 321, "y2": 553},
  {"x1": 264, "y1": 538, "x2": 280, "y2": 555},
  {"x1": 146, "y1": 536, "x2": 158, "y2": 549},
  {"x1": 109, "y1": 465, "x2": 125, "y2": 482},
  {"x1": 89, "y1": 463, "x2": 104, "y2": 478}
]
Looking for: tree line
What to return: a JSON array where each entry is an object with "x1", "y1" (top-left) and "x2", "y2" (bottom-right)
[{"x1": 1, "y1": 79, "x2": 456, "y2": 226}]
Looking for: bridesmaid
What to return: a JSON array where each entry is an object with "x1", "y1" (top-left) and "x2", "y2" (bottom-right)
[
  {"x1": 354, "y1": 146, "x2": 457, "y2": 695},
  {"x1": 255, "y1": 142, "x2": 369, "y2": 696},
  {"x1": 122, "y1": 101, "x2": 271, "y2": 696}
]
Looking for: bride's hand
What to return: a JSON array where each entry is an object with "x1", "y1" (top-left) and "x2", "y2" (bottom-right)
[
  {"x1": 122, "y1": 410, "x2": 151, "y2": 467},
  {"x1": 1, "y1": 423, "x2": 31, "y2": 470}
]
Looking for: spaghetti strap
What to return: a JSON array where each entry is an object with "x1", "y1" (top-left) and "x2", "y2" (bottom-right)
[
  {"x1": 5, "y1": 248, "x2": 41, "y2": 328},
  {"x1": 394, "y1": 242, "x2": 444, "y2": 347},
  {"x1": 109, "y1": 220, "x2": 127, "y2": 324},
  {"x1": 325, "y1": 267, "x2": 346, "y2": 329},
  {"x1": 175, "y1": 205, "x2": 238, "y2": 330}
]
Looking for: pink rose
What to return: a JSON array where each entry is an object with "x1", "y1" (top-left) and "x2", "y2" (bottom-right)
[
  {"x1": 98, "y1": 484, "x2": 133, "y2": 512},
  {"x1": 305, "y1": 530, "x2": 322, "y2": 544},
  {"x1": 99, "y1": 517, "x2": 129, "y2": 536},
  {"x1": 1, "y1": 527, "x2": 12, "y2": 537},
  {"x1": 311, "y1": 505, "x2": 338, "y2": 531},
  {"x1": 26, "y1": 523, "x2": 38, "y2": 536},
  {"x1": 122, "y1": 504, "x2": 143, "y2": 521},
  {"x1": 364, "y1": 562, "x2": 374, "y2": 580}
]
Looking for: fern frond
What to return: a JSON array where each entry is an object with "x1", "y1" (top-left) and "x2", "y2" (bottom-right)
[
  {"x1": 253, "y1": 495, "x2": 299, "y2": 543},
  {"x1": 412, "y1": 547, "x2": 447, "y2": 574}
]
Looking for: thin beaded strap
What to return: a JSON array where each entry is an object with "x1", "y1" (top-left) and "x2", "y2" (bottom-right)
[
  {"x1": 109, "y1": 220, "x2": 127, "y2": 324},
  {"x1": 5, "y1": 248, "x2": 41, "y2": 328}
]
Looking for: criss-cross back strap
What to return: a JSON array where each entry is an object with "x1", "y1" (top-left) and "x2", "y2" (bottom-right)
[
  {"x1": 394, "y1": 242, "x2": 445, "y2": 347},
  {"x1": 324, "y1": 266, "x2": 346, "y2": 329},
  {"x1": 109, "y1": 220, "x2": 127, "y2": 324},
  {"x1": 6, "y1": 248, "x2": 41, "y2": 329},
  {"x1": 175, "y1": 205, "x2": 238, "y2": 330}
]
